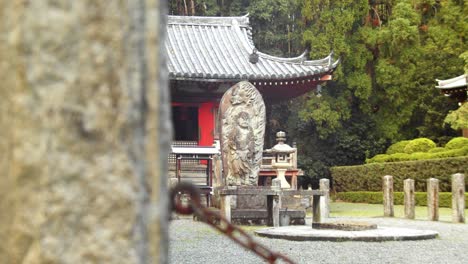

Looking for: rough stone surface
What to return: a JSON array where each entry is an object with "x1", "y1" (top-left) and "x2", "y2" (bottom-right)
[
  {"x1": 427, "y1": 178, "x2": 439, "y2": 221},
  {"x1": 404, "y1": 179, "x2": 415, "y2": 219},
  {"x1": 319, "y1": 178, "x2": 330, "y2": 219},
  {"x1": 452, "y1": 173, "x2": 465, "y2": 223},
  {"x1": 0, "y1": 1, "x2": 168, "y2": 263},
  {"x1": 383, "y1": 175, "x2": 394, "y2": 217},
  {"x1": 219, "y1": 81, "x2": 265, "y2": 186},
  {"x1": 312, "y1": 221, "x2": 377, "y2": 231},
  {"x1": 255, "y1": 225, "x2": 438, "y2": 242}
]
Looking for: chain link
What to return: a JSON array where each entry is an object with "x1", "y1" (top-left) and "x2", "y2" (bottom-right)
[{"x1": 170, "y1": 182, "x2": 296, "y2": 264}]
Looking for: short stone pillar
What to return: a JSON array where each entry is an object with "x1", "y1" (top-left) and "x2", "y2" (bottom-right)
[
  {"x1": 320, "y1": 178, "x2": 330, "y2": 219},
  {"x1": 427, "y1": 178, "x2": 439, "y2": 221},
  {"x1": 404, "y1": 179, "x2": 415, "y2": 219},
  {"x1": 220, "y1": 190, "x2": 232, "y2": 223},
  {"x1": 452, "y1": 173, "x2": 465, "y2": 223},
  {"x1": 383, "y1": 175, "x2": 394, "y2": 217},
  {"x1": 312, "y1": 194, "x2": 322, "y2": 224},
  {"x1": 267, "y1": 179, "x2": 282, "y2": 227}
]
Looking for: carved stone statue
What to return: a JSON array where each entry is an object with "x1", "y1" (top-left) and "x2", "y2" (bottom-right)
[{"x1": 219, "y1": 81, "x2": 265, "y2": 186}]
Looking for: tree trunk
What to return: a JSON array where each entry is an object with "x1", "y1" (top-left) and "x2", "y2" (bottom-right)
[{"x1": 0, "y1": 0, "x2": 170, "y2": 263}]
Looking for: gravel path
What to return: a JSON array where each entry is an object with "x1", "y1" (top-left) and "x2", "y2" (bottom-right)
[{"x1": 169, "y1": 216, "x2": 468, "y2": 264}]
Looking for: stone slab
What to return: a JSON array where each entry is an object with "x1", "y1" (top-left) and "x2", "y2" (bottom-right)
[
  {"x1": 255, "y1": 226, "x2": 438, "y2": 242},
  {"x1": 232, "y1": 209, "x2": 305, "y2": 219}
]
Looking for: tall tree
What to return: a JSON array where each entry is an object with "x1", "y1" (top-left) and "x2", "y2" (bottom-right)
[{"x1": 282, "y1": 0, "x2": 465, "y2": 186}]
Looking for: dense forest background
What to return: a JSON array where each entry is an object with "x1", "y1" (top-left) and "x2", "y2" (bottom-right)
[{"x1": 168, "y1": 0, "x2": 467, "y2": 187}]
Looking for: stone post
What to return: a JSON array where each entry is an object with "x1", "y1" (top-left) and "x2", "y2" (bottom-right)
[
  {"x1": 383, "y1": 175, "x2": 394, "y2": 217},
  {"x1": 452, "y1": 173, "x2": 465, "y2": 223},
  {"x1": 312, "y1": 195, "x2": 321, "y2": 224},
  {"x1": 271, "y1": 178, "x2": 282, "y2": 227},
  {"x1": 0, "y1": 1, "x2": 169, "y2": 263},
  {"x1": 319, "y1": 178, "x2": 330, "y2": 219},
  {"x1": 220, "y1": 194, "x2": 232, "y2": 223},
  {"x1": 427, "y1": 178, "x2": 439, "y2": 221},
  {"x1": 404, "y1": 179, "x2": 415, "y2": 219}
]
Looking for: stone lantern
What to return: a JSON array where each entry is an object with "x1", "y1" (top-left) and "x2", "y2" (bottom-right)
[{"x1": 266, "y1": 131, "x2": 296, "y2": 189}]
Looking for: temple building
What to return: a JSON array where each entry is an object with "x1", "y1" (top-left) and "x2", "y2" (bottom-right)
[
  {"x1": 167, "y1": 15, "x2": 339, "y2": 148},
  {"x1": 436, "y1": 74, "x2": 467, "y2": 137},
  {"x1": 436, "y1": 74, "x2": 467, "y2": 104}
]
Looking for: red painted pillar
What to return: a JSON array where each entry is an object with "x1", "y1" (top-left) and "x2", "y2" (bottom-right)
[{"x1": 198, "y1": 102, "x2": 215, "y2": 146}]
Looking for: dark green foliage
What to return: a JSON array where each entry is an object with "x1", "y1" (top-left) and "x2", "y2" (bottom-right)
[
  {"x1": 247, "y1": 0, "x2": 303, "y2": 56},
  {"x1": 331, "y1": 156, "x2": 468, "y2": 192},
  {"x1": 334, "y1": 191, "x2": 468, "y2": 208},
  {"x1": 167, "y1": 1, "x2": 466, "y2": 181},
  {"x1": 403, "y1": 138, "x2": 436, "y2": 154}
]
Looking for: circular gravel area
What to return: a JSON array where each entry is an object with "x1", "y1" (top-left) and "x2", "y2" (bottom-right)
[
  {"x1": 169, "y1": 216, "x2": 468, "y2": 264},
  {"x1": 255, "y1": 225, "x2": 438, "y2": 241}
]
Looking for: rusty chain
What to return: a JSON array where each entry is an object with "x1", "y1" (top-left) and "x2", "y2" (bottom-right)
[{"x1": 170, "y1": 182, "x2": 296, "y2": 264}]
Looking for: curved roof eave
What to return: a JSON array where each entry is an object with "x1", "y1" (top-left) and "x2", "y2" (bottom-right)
[
  {"x1": 435, "y1": 74, "x2": 467, "y2": 89},
  {"x1": 166, "y1": 14, "x2": 340, "y2": 81}
]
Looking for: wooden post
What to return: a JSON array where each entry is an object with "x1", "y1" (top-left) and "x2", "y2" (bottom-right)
[
  {"x1": 404, "y1": 179, "x2": 415, "y2": 219},
  {"x1": 427, "y1": 178, "x2": 439, "y2": 221},
  {"x1": 319, "y1": 178, "x2": 330, "y2": 219},
  {"x1": 383, "y1": 175, "x2": 394, "y2": 217},
  {"x1": 452, "y1": 173, "x2": 465, "y2": 223}
]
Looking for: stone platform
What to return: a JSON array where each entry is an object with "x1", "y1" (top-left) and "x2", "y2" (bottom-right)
[
  {"x1": 232, "y1": 209, "x2": 305, "y2": 225},
  {"x1": 255, "y1": 225, "x2": 438, "y2": 242}
]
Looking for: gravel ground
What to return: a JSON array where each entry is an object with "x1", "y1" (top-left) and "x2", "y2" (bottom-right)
[{"x1": 169, "y1": 216, "x2": 468, "y2": 264}]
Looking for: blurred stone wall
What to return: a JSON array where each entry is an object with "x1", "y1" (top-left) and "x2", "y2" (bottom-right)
[{"x1": 0, "y1": 0, "x2": 169, "y2": 263}]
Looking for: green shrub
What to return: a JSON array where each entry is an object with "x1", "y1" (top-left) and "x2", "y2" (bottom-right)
[
  {"x1": 403, "y1": 138, "x2": 436, "y2": 154},
  {"x1": 386, "y1": 140, "x2": 411, "y2": 154},
  {"x1": 331, "y1": 156, "x2": 468, "y2": 192},
  {"x1": 387, "y1": 153, "x2": 411, "y2": 162},
  {"x1": 366, "y1": 154, "x2": 391, "y2": 164},
  {"x1": 429, "y1": 146, "x2": 468, "y2": 159},
  {"x1": 334, "y1": 191, "x2": 467, "y2": 208},
  {"x1": 445, "y1": 137, "x2": 468, "y2": 150},
  {"x1": 428, "y1": 147, "x2": 445, "y2": 153},
  {"x1": 368, "y1": 139, "x2": 467, "y2": 164},
  {"x1": 408, "y1": 152, "x2": 432, "y2": 161}
]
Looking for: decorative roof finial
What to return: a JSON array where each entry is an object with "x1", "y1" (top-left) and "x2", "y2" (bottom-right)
[
  {"x1": 276, "y1": 131, "x2": 286, "y2": 144},
  {"x1": 249, "y1": 48, "x2": 259, "y2": 64}
]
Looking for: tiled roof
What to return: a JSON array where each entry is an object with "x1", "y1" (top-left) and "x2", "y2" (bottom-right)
[
  {"x1": 436, "y1": 75, "x2": 467, "y2": 90},
  {"x1": 166, "y1": 15, "x2": 339, "y2": 81}
]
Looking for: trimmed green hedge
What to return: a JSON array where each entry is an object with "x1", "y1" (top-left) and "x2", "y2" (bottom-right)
[
  {"x1": 334, "y1": 191, "x2": 468, "y2": 208},
  {"x1": 403, "y1": 138, "x2": 436, "y2": 154},
  {"x1": 446, "y1": 137, "x2": 468, "y2": 150},
  {"x1": 367, "y1": 137, "x2": 468, "y2": 164},
  {"x1": 386, "y1": 140, "x2": 411, "y2": 154},
  {"x1": 367, "y1": 146, "x2": 468, "y2": 163},
  {"x1": 331, "y1": 156, "x2": 468, "y2": 192}
]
